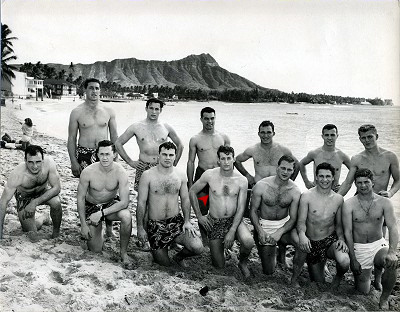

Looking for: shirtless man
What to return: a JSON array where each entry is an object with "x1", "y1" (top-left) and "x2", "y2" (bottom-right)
[
  {"x1": 300, "y1": 124, "x2": 350, "y2": 192},
  {"x1": 338, "y1": 124, "x2": 400, "y2": 198},
  {"x1": 187, "y1": 107, "x2": 230, "y2": 244},
  {"x1": 77, "y1": 140, "x2": 132, "y2": 265},
  {"x1": 189, "y1": 146, "x2": 255, "y2": 277},
  {"x1": 343, "y1": 168, "x2": 398, "y2": 309},
  {"x1": 250, "y1": 155, "x2": 301, "y2": 274},
  {"x1": 291, "y1": 162, "x2": 350, "y2": 288},
  {"x1": 0, "y1": 145, "x2": 62, "y2": 239},
  {"x1": 68, "y1": 78, "x2": 117, "y2": 236},
  {"x1": 136, "y1": 142, "x2": 203, "y2": 266}
]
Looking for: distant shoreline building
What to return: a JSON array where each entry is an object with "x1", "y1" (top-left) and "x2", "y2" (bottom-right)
[{"x1": 1, "y1": 70, "x2": 44, "y2": 99}]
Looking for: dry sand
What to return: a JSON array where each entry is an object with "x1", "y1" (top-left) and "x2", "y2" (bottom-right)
[{"x1": 0, "y1": 102, "x2": 399, "y2": 311}]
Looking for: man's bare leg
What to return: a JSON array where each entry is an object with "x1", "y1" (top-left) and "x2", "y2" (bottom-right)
[
  {"x1": 48, "y1": 197, "x2": 62, "y2": 238},
  {"x1": 237, "y1": 223, "x2": 254, "y2": 278},
  {"x1": 291, "y1": 249, "x2": 307, "y2": 287},
  {"x1": 209, "y1": 239, "x2": 225, "y2": 268}
]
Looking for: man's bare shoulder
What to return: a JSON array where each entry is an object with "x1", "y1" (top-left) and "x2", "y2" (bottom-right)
[
  {"x1": 274, "y1": 142, "x2": 292, "y2": 154},
  {"x1": 70, "y1": 104, "x2": 86, "y2": 117},
  {"x1": 233, "y1": 170, "x2": 247, "y2": 183},
  {"x1": 286, "y1": 179, "x2": 301, "y2": 193},
  {"x1": 380, "y1": 148, "x2": 399, "y2": 161},
  {"x1": 103, "y1": 105, "x2": 116, "y2": 116},
  {"x1": 246, "y1": 143, "x2": 261, "y2": 154}
]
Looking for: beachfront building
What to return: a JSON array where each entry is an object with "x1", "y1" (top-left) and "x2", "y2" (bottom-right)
[
  {"x1": 1, "y1": 70, "x2": 44, "y2": 99},
  {"x1": 43, "y1": 79, "x2": 77, "y2": 99}
]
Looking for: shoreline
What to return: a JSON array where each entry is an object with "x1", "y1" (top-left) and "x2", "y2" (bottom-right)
[{"x1": 1, "y1": 104, "x2": 399, "y2": 311}]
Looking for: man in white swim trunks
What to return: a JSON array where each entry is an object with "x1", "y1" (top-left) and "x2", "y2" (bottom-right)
[
  {"x1": 250, "y1": 155, "x2": 301, "y2": 274},
  {"x1": 343, "y1": 168, "x2": 398, "y2": 309}
]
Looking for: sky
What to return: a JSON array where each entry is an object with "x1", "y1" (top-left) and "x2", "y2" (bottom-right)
[{"x1": 1, "y1": 0, "x2": 399, "y2": 104}]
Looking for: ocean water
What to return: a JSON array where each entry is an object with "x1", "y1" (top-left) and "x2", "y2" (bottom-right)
[{"x1": 12, "y1": 99, "x2": 400, "y2": 220}]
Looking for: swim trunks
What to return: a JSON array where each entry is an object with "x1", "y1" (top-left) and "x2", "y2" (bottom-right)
[
  {"x1": 85, "y1": 197, "x2": 120, "y2": 223},
  {"x1": 255, "y1": 215, "x2": 290, "y2": 245},
  {"x1": 354, "y1": 237, "x2": 388, "y2": 269},
  {"x1": 15, "y1": 188, "x2": 47, "y2": 212},
  {"x1": 307, "y1": 232, "x2": 338, "y2": 265},
  {"x1": 76, "y1": 145, "x2": 98, "y2": 170},
  {"x1": 134, "y1": 160, "x2": 158, "y2": 191},
  {"x1": 207, "y1": 215, "x2": 235, "y2": 240},
  {"x1": 194, "y1": 166, "x2": 210, "y2": 215},
  {"x1": 147, "y1": 213, "x2": 184, "y2": 250}
]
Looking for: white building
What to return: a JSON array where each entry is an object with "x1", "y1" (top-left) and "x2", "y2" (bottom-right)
[{"x1": 1, "y1": 70, "x2": 44, "y2": 99}]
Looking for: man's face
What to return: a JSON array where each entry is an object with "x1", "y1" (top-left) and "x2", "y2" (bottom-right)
[
  {"x1": 276, "y1": 160, "x2": 294, "y2": 181},
  {"x1": 258, "y1": 126, "x2": 274, "y2": 144},
  {"x1": 322, "y1": 129, "x2": 338, "y2": 147},
  {"x1": 315, "y1": 169, "x2": 334, "y2": 189},
  {"x1": 97, "y1": 146, "x2": 114, "y2": 168},
  {"x1": 86, "y1": 82, "x2": 100, "y2": 101},
  {"x1": 146, "y1": 102, "x2": 162, "y2": 120},
  {"x1": 159, "y1": 147, "x2": 176, "y2": 168},
  {"x1": 355, "y1": 176, "x2": 374, "y2": 194},
  {"x1": 26, "y1": 154, "x2": 43, "y2": 175},
  {"x1": 359, "y1": 130, "x2": 378, "y2": 150},
  {"x1": 201, "y1": 112, "x2": 215, "y2": 131},
  {"x1": 217, "y1": 152, "x2": 234, "y2": 171}
]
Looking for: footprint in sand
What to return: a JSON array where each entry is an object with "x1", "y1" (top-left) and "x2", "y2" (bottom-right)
[{"x1": 51, "y1": 271, "x2": 68, "y2": 285}]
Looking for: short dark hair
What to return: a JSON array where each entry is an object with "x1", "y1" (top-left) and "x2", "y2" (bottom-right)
[
  {"x1": 24, "y1": 118, "x2": 33, "y2": 127},
  {"x1": 96, "y1": 140, "x2": 115, "y2": 154},
  {"x1": 159, "y1": 141, "x2": 177, "y2": 153},
  {"x1": 258, "y1": 120, "x2": 275, "y2": 133},
  {"x1": 25, "y1": 145, "x2": 44, "y2": 160},
  {"x1": 354, "y1": 168, "x2": 374, "y2": 182},
  {"x1": 278, "y1": 155, "x2": 295, "y2": 166},
  {"x1": 84, "y1": 78, "x2": 101, "y2": 89},
  {"x1": 146, "y1": 98, "x2": 165, "y2": 109},
  {"x1": 322, "y1": 124, "x2": 338, "y2": 134},
  {"x1": 316, "y1": 162, "x2": 335, "y2": 177},
  {"x1": 358, "y1": 124, "x2": 377, "y2": 136},
  {"x1": 200, "y1": 107, "x2": 215, "y2": 118},
  {"x1": 217, "y1": 145, "x2": 234, "y2": 158}
]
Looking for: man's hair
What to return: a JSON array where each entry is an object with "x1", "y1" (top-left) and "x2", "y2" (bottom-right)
[
  {"x1": 358, "y1": 124, "x2": 377, "y2": 136},
  {"x1": 354, "y1": 168, "x2": 374, "y2": 182},
  {"x1": 217, "y1": 145, "x2": 235, "y2": 158},
  {"x1": 159, "y1": 141, "x2": 177, "y2": 153},
  {"x1": 322, "y1": 124, "x2": 338, "y2": 134},
  {"x1": 278, "y1": 154, "x2": 295, "y2": 166},
  {"x1": 25, "y1": 145, "x2": 44, "y2": 160},
  {"x1": 200, "y1": 107, "x2": 215, "y2": 118},
  {"x1": 316, "y1": 162, "x2": 335, "y2": 177},
  {"x1": 24, "y1": 118, "x2": 33, "y2": 127},
  {"x1": 96, "y1": 140, "x2": 115, "y2": 153},
  {"x1": 146, "y1": 98, "x2": 165, "y2": 108},
  {"x1": 84, "y1": 78, "x2": 101, "y2": 89},
  {"x1": 258, "y1": 120, "x2": 275, "y2": 133}
]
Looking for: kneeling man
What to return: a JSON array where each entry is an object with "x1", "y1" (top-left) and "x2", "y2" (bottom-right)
[
  {"x1": 250, "y1": 155, "x2": 301, "y2": 274},
  {"x1": 291, "y1": 162, "x2": 349, "y2": 288},
  {"x1": 343, "y1": 168, "x2": 398, "y2": 309},
  {"x1": 137, "y1": 142, "x2": 203, "y2": 266},
  {"x1": 77, "y1": 140, "x2": 132, "y2": 264},
  {"x1": 190, "y1": 145, "x2": 255, "y2": 277},
  {"x1": 0, "y1": 145, "x2": 62, "y2": 239}
]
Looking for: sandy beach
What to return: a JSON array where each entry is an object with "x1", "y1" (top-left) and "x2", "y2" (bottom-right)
[{"x1": 0, "y1": 102, "x2": 399, "y2": 312}]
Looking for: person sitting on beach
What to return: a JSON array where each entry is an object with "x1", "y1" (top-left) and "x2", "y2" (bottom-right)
[
  {"x1": 0, "y1": 145, "x2": 62, "y2": 240},
  {"x1": 68, "y1": 78, "x2": 117, "y2": 237},
  {"x1": 291, "y1": 162, "x2": 349, "y2": 288},
  {"x1": 299, "y1": 124, "x2": 350, "y2": 192},
  {"x1": 136, "y1": 142, "x2": 203, "y2": 266},
  {"x1": 77, "y1": 140, "x2": 133, "y2": 266},
  {"x1": 342, "y1": 168, "x2": 398, "y2": 309},
  {"x1": 187, "y1": 107, "x2": 230, "y2": 245},
  {"x1": 250, "y1": 155, "x2": 301, "y2": 274},
  {"x1": 189, "y1": 145, "x2": 255, "y2": 278}
]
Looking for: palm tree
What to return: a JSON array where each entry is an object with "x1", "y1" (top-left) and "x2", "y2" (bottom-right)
[{"x1": 1, "y1": 24, "x2": 18, "y2": 83}]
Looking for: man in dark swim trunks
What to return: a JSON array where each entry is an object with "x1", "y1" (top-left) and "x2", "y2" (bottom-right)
[
  {"x1": 187, "y1": 107, "x2": 230, "y2": 245},
  {"x1": 291, "y1": 162, "x2": 350, "y2": 288},
  {"x1": 137, "y1": 142, "x2": 203, "y2": 266},
  {"x1": 77, "y1": 140, "x2": 133, "y2": 265}
]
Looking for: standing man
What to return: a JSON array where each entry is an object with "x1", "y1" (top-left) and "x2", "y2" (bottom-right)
[
  {"x1": 189, "y1": 146, "x2": 255, "y2": 278},
  {"x1": 68, "y1": 78, "x2": 117, "y2": 237},
  {"x1": 250, "y1": 155, "x2": 301, "y2": 274},
  {"x1": 77, "y1": 140, "x2": 133, "y2": 265},
  {"x1": 338, "y1": 124, "x2": 400, "y2": 198},
  {"x1": 343, "y1": 168, "x2": 398, "y2": 309},
  {"x1": 0, "y1": 145, "x2": 62, "y2": 239},
  {"x1": 291, "y1": 162, "x2": 350, "y2": 288},
  {"x1": 187, "y1": 107, "x2": 230, "y2": 244},
  {"x1": 299, "y1": 124, "x2": 350, "y2": 192},
  {"x1": 136, "y1": 142, "x2": 203, "y2": 266}
]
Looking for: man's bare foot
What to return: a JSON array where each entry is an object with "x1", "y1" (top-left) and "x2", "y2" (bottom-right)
[
  {"x1": 172, "y1": 254, "x2": 189, "y2": 267},
  {"x1": 135, "y1": 240, "x2": 151, "y2": 252},
  {"x1": 51, "y1": 230, "x2": 60, "y2": 239},
  {"x1": 105, "y1": 227, "x2": 117, "y2": 239},
  {"x1": 27, "y1": 231, "x2": 41, "y2": 243},
  {"x1": 121, "y1": 254, "x2": 137, "y2": 270},
  {"x1": 238, "y1": 261, "x2": 251, "y2": 279},
  {"x1": 374, "y1": 278, "x2": 383, "y2": 291},
  {"x1": 379, "y1": 297, "x2": 389, "y2": 310},
  {"x1": 331, "y1": 275, "x2": 342, "y2": 290},
  {"x1": 290, "y1": 278, "x2": 301, "y2": 288}
]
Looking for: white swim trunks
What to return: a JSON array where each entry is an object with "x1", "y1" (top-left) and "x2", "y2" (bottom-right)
[
  {"x1": 259, "y1": 215, "x2": 290, "y2": 235},
  {"x1": 354, "y1": 237, "x2": 388, "y2": 269}
]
